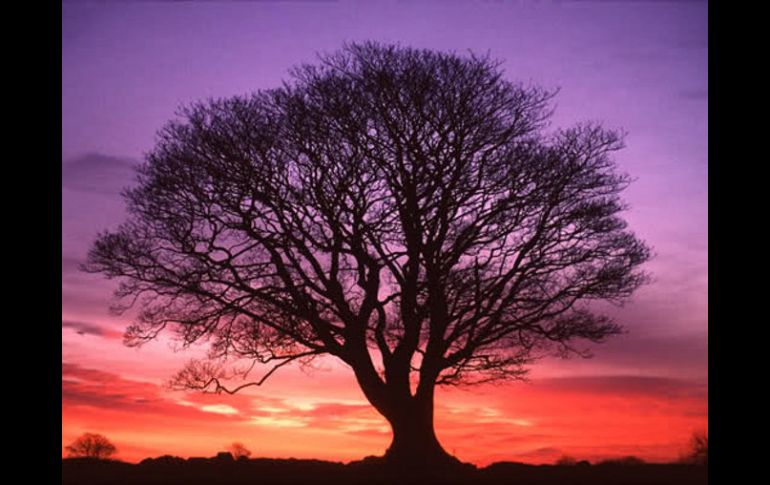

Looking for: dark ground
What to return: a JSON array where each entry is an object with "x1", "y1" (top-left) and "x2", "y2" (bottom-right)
[{"x1": 62, "y1": 456, "x2": 707, "y2": 484}]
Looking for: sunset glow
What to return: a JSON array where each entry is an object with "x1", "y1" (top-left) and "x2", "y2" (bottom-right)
[{"x1": 63, "y1": 348, "x2": 707, "y2": 465}]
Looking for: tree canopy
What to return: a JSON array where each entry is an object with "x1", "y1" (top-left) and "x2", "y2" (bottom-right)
[
  {"x1": 85, "y1": 42, "x2": 649, "y2": 466},
  {"x1": 65, "y1": 433, "x2": 118, "y2": 460}
]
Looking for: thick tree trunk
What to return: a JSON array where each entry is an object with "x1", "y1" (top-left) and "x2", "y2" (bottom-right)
[
  {"x1": 347, "y1": 346, "x2": 461, "y2": 469},
  {"x1": 380, "y1": 389, "x2": 457, "y2": 469}
]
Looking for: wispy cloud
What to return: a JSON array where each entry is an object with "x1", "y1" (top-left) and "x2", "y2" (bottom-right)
[
  {"x1": 62, "y1": 153, "x2": 138, "y2": 195},
  {"x1": 536, "y1": 375, "x2": 707, "y2": 399},
  {"x1": 62, "y1": 320, "x2": 123, "y2": 339},
  {"x1": 62, "y1": 362, "x2": 240, "y2": 419},
  {"x1": 678, "y1": 89, "x2": 708, "y2": 101},
  {"x1": 200, "y1": 404, "x2": 239, "y2": 416},
  {"x1": 249, "y1": 416, "x2": 308, "y2": 428}
]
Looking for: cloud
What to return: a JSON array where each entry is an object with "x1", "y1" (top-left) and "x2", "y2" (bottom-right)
[
  {"x1": 200, "y1": 404, "x2": 239, "y2": 415},
  {"x1": 440, "y1": 403, "x2": 536, "y2": 429},
  {"x1": 61, "y1": 361, "x2": 708, "y2": 465},
  {"x1": 62, "y1": 255, "x2": 82, "y2": 276},
  {"x1": 62, "y1": 153, "x2": 138, "y2": 195},
  {"x1": 344, "y1": 428, "x2": 390, "y2": 438},
  {"x1": 610, "y1": 49, "x2": 666, "y2": 64},
  {"x1": 62, "y1": 362, "x2": 232, "y2": 420},
  {"x1": 575, "y1": 331, "x2": 708, "y2": 379},
  {"x1": 249, "y1": 416, "x2": 308, "y2": 428},
  {"x1": 241, "y1": 398, "x2": 386, "y2": 434},
  {"x1": 62, "y1": 320, "x2": 123, "y2": 339},
  {"x1": 536, "y1": 375, "x2": 707, "y2": 400},
  {"x1": 62, "y1": 367, "x2": 165, "y2": 412},
  {"x1": 678, "y1": 89, "x2": 708, "y2": 101},
  {"x1": 298, "y1": 401, "x2": 373, "y2": 418},
  {"x1": 523, "y1": 446, "x2": 561, "y2": 457}
]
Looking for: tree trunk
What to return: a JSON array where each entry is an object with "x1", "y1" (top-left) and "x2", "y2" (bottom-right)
[
  {"x1": 381, "y1": 389, "x2": 456, "y2": 468},
  {"x1": 347, "y1": 347, "x2": 461, "y2": 469}
]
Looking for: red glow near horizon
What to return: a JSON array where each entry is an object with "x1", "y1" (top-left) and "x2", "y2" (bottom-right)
[{"x1": 62, "y1": 346, "x2": 707, "y2": 466}]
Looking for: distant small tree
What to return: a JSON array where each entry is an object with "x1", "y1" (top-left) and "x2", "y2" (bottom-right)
[
  {"x1": 65, "y1": 433, "x2": 117, "y2": 459},
  {"x1": 228, "y1": 442, "x2": 252, "y2": 460},
  {"x1": 687, "y1": 431, "x2": 708, "y2": 465}
]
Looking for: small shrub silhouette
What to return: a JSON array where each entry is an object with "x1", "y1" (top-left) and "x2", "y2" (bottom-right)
[
  {"x1": 555, "y1": 455, "x2": 577, "y2": 466},
  {"x1": 686, "y1": 431, "x2": 708, "y2": 465},
  {"x1": 598, "y1": 455, "x2": 645, "y2": 466}
]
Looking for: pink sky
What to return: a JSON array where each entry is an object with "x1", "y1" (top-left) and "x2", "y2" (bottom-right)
[{"x1": 62, "y1": 0, "x2": 707, "y2": 465}]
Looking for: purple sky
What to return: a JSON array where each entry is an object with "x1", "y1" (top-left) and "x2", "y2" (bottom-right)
[{"x1": 63, "y1": 0, "x2": 707, "y2": 406}]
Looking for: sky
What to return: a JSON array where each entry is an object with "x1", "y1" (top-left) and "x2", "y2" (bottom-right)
[{"x1": 62, "y1": 0, "x2": 708, "y2": 466}]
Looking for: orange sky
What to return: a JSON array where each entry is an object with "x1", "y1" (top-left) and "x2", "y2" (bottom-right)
[{"x1": 62, "y1": 328, "x2": 707, "y2": 466}]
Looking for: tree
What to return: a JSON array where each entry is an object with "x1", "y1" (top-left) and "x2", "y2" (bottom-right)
[
  {"x1": 85, "y1": 42, "x2": 649, "y2": 468},
  {"x1": 228, "y1": 442, "x2": 252, "y2": 460},
  {"x1": 65, "y1": 433, "x2": 117, "y2": 459},
  {"x1": 686, "y1": 431, "x2": 708, "y2": 465}
]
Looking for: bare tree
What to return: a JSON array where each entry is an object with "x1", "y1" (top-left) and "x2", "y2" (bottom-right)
[
  {"x1": 686, "y1": 431, "x2": 708, "y2": 465},
  {"x1": 85, "y1": 42, "x2": 649, "y2": 468},
  {"x1": 65, "y1": 433, "x2": 117, "y2": 459},
  {"x1": 228, "y1": 442, "x2": 252, "y2": 460}
]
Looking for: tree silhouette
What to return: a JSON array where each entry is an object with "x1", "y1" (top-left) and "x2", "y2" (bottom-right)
[
  {"x1": 228, "y1": 442, "x2": 252, "y2": 460},
  {"x1": 686, "y1": 431, "x2": 708, "y2": 465},
  {"x1": 85, "y1": 42, "x2": 649, "y2": 468},
  {"x1": 65, "y1": 433, "x2": 117, "y2": 459}
]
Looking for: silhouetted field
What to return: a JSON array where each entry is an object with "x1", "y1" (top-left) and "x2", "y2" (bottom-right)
[{"x1": 62, "y1": 455, "x2": 707, "y2": 485}]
